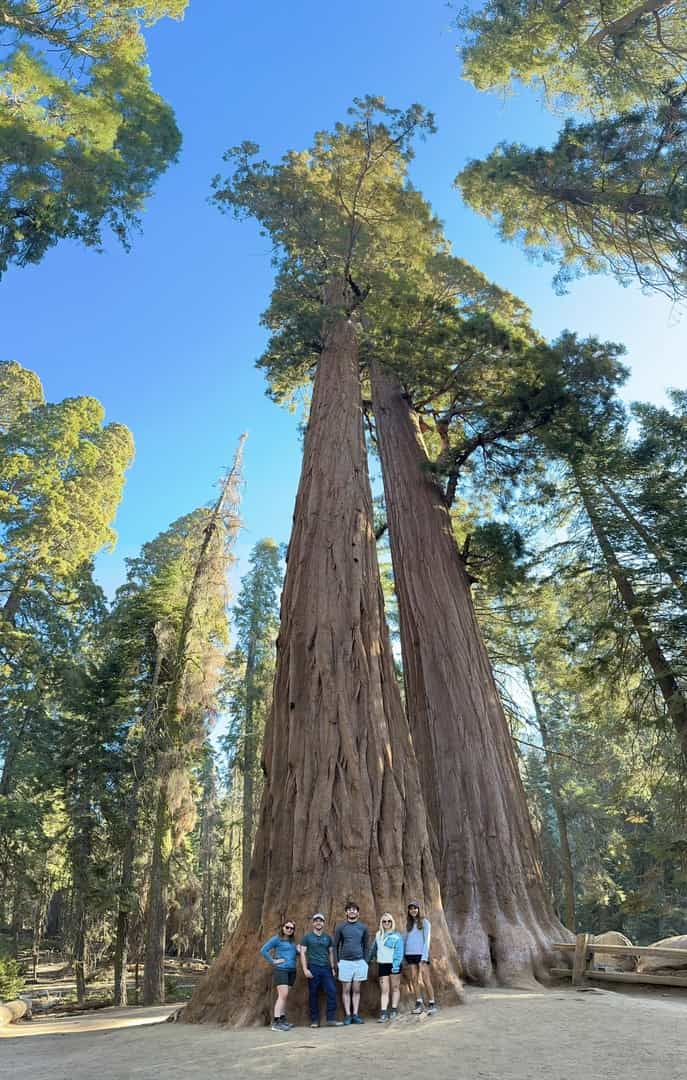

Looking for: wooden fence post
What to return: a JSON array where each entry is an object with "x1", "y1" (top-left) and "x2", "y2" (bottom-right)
[{"x1": 572, "y1": 933, "x2": 590, "y2": 986}]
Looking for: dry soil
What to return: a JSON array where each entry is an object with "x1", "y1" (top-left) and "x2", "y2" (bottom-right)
[{"x1": 1, "y1": 986, "x2": 684, "y2": 1080}]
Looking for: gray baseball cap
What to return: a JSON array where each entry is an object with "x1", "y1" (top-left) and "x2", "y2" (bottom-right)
[{"x1": 312, "y1": 912, "x2": 326, "y2": 920}]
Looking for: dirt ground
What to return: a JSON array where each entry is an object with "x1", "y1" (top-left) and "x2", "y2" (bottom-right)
[{"x1": 1, "y1": 986, "x2": 684, "y2": 1080}]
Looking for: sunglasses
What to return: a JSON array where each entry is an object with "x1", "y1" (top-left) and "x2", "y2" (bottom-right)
[
  {"x1": 382, "y1": 919, "x2": 392, "y2": 924},
  {"x1": 284, "y1": 924, "x2": 295, "y2": 931}
]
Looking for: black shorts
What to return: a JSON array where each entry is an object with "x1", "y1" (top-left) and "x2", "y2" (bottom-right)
[
  {"x1": 404, "y1": 954, "x2": 427, "y2": 966},
  {"x1": 273, "y1": 968, "x2": 296, "y2": 987},
  {"x1": 378, "y1": 963, "x2": 396, "y2": 977}
]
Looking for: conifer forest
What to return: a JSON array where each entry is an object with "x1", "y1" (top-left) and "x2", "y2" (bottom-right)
[{"x1": 1, "y1": 0, "x2": 686, "y2": 1041}]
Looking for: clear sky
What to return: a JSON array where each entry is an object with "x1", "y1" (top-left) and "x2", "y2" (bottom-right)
[{"x1": 2, "y1": 0, "x2": 685, "y2": 598}]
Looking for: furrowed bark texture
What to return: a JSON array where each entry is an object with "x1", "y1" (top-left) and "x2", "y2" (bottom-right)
[
  {"x1": 183, "y1": 284, "x2": 463, "y2": 1026},
  {"x1": 370, "y1": 362, "x2": 569, "y2": 986}
]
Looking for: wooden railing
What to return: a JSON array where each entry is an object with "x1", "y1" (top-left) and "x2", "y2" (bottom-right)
[{"x1": 551, "y1": 934, "x2": 687, "y2": 988}]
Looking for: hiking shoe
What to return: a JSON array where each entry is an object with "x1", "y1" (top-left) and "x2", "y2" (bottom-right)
[
  {"x1": 343, "y1": 1016, "x2": 352, "y2": 1026},
  {"x1": 412, "y1": 1001, "x2": 424, "y2": 1015},
  {"x1": 271, "y1": 1019, "x2": 288, "y2": 1031},
  {"x1": 351, "y1": 1014, "x2": 364, "y2": 1024},
  {"x1": 377, "y1": 1010, "x2": 389, "y2": 1023},
  {"x1": 326, "y1": 1020, "x2": 344, "y2": 1026},
  {"x1": 426, "y1": 1003, "x2": 438, "y2": 1015},
  {"x1": 389, "y1": 1008, "x2": 398, "y2": 1020},
  {"x1": 309, "y1": 1021, "x2": 319, "y2": 1028},
  {"x1": 279, "y1": 1017, "x2": 294, "y2": 1030}
]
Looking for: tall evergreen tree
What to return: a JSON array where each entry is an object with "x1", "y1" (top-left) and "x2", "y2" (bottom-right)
[
  {"x1": 457, "y1": 1, "x2": 687, "y2": 110},
  {"x1": 455, "y1": 1, "x2": 687, "y2": 298},
  {"x1": 142, "y1": 439, "x2": 244, "y2": 1004},
  {"x1": 0, "y1": 1, "x2": 187, "y2": 273},
  {"x1": 457, "y1": 99, "x2": 687, "y2": 299},
  {"x1": 226, "y1": 539, "x2": 282, "y2": 899}
]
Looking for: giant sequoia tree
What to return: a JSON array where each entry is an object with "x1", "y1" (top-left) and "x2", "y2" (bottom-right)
[
  {"x1": 250, "y1": 220, "x2": 595, "y2": 982},
  {"x1": 184, "y1": 100, "x2": 463, "y2": 1025}
]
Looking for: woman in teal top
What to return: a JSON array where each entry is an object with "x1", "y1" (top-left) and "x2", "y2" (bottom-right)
[{"x1": 260, "y1": 919, "x2": 299, "y2": 1031}]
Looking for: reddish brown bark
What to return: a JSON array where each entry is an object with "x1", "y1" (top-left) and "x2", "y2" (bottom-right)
[
  {"x1": 370, "y1": 362, "x2": 569, "y2": 986},
  {"x1": 183, "y1": 285, "x2": 463, "y2": 1025}
]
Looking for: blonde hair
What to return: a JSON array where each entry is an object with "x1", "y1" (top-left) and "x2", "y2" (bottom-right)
[{"x1": 377, "y1": 912, "x2": 396, "y2": 934}]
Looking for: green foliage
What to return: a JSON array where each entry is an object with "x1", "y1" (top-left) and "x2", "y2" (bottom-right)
[
  {"x1": 457, "y1": 1, "x2": 687, "y2": 112},
  {"x1": 0, "y1": 1, "x2": 187, "y2": 273},
  {"x1": 457, "y1": 98, "x2": 687, "y2": 299},
  {"x1": 0, "y1": 952, "x2": 22, "y2": 1000},
  {"x1": 212, "y1": 96, "x2": 440, "y2": 307}
]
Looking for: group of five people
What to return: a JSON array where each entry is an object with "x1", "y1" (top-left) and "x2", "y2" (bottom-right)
[{"x1": 260, "y1": 900, "x2": 437, "y2": 1030}]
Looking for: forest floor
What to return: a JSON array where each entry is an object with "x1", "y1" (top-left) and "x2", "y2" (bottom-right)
[
  {"x1": 1, "y1": 984, "x2": 685, "y2": 1080},
  {"x1": 11, "y1": 954, "x2": 206, "y2": 1012}
]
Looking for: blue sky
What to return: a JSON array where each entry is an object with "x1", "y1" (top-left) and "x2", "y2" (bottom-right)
[{"x1": 2, "y1": 0, "x2": 685, "y2": 598}]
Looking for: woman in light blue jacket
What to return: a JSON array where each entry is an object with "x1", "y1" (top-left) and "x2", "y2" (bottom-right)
[{"x1": 368, "y1": 913, "x2": 404, "y2": 1022}]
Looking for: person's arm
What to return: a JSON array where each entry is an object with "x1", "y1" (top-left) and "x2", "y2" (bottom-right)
[
  {"x1": 334, "y1": 924, "x2": 342, "y2": 960},
  {"x1": 300, "y1": 940, "x2": 312, "y2": 978},
  {"x1": 362, "y1": 925, "x2": 369, "y2": 960},
  {"x1": 392, "y1": 932, "x2": 404, "y2": 973},
  {"x1": 421, "y1": 920, "x2": 431, "y2": 963},
  {"x1": 260, "y1": 936, "x2": 280, "y2": 965},
  {"x1": 328, "y1": 941, "x2": 336, "y2": 974}
]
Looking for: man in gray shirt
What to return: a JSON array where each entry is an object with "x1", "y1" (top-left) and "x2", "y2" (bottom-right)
[{"x1": 334, "y1": 901, "x2": 369, "y2": 1024}]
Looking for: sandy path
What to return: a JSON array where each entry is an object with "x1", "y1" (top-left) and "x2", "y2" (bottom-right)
[{"x1": 1, "y1": 987, "x2": 684, "y2": 1080}]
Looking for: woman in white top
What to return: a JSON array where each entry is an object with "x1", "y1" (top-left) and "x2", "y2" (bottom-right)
[{"x1": 403, "y1": 901, "x2": 437, "y2": 1014}]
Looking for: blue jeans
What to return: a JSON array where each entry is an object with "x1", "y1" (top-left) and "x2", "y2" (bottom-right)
[{"x1": 308, "y1": 964, "x2": 338, "y2": 1021}]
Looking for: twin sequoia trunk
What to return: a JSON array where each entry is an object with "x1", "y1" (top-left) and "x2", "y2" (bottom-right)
[
  {"x1": 184, "y1": 286, "x2": 463, "y2": 1025},
  {"x1": 370, "y1": 362, "x2": 568, "y2": 986}
]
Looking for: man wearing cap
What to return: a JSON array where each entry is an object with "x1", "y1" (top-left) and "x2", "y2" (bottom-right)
[
  {"x1": 334, "y1": 901, "x2": 369, "y2": 1025},
  {"x1": 300, "y1": 913, "x2": 342, "y2": 1028}
]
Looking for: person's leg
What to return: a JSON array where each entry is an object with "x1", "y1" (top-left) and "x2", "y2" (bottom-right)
[
  {"x1": 351, "y1": 978, "x2": 361, "y2": 1017},
  {"x1": 323, "y1": 969, "x2": 338, "y2": 1022},
  {"x1": 341, "y1": 980, "x2": 352, "y2": 1016},
  {"x1": 420, "y1": 964, "x2": 435, "y2": 1004},
  {"x1": 282, "y1": 983, "x2": 295, "y2": 1027},
  {"x1": 408, "y1": 963, "x2": 423, "y2": 1011},
  {"x1": 390, "y1": 972, "x2": 401, "y2": 1011},
  {"x1": 274, "y1": 984, "x2": 289, "y2": 1019},
  {"x1": 308, "y1": 967, "x2": 322, "y2": 1023},
  {"x1": 378, "y1": 974, "x2": 390, "y2": 1019},
  {"x1": 420, "y1": 963, "x2": 437, "y2": 1012}
]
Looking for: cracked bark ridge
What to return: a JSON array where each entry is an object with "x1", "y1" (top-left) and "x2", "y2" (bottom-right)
[
  {"x1": 371, "y1": 361, "x2": 571, "y2": 987},
  {"x1": 183, "y1": 284, "x2": 463, "y2": 1025}
]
